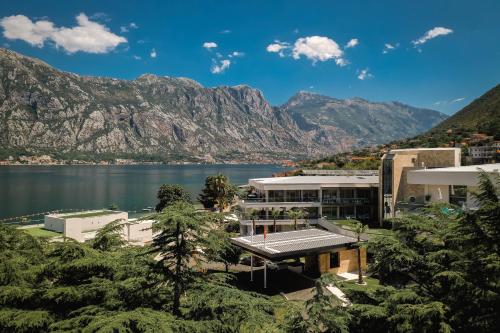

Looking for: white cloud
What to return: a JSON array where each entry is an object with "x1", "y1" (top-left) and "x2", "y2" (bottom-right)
[
  {"x1": 266, "y1": 40, "x2": 290, "y2": 57},
  {"x1": 412, "y1": 27, "x2": 453, "y2": 46},
  {"x1": 0, "y1": 13, "x2": 127, "y2": 53},
  {"x1": 293, "y1": 28, "x2": 299, "y2": 34},
  {"x1": 382, "y1": 42, "x2": 399, "y2": 54},
  {"x1": 345, "y1": 38, "x2": 358, "y2": 48},
  {"x1": 228, "y1": 51, "x2": 244, "y2": 58},
  {"x1": 292, "y1": 36, "x2": 344, "y2": 65},
  {"x1": 0, "y1": 15, "x2": 54, "y2": 47},
  {"x1": 211, "y1": 59, "x2": 231, "y2": 74},
  {"x1": 203, "y1": 41, "x2": 217, "y2": 50},
  {"x1": 89, "y1": 12, "x2": 111, "y2": 22},
  {"x1": 220, "y1": 29, "x2": 231, "y2": 34},
  {"x1": 150, "y1": 48, "x2": 157, "y2": 58},
  {"x1": 120, "y1": 22, "x2": 138, "y2": 33},
  {"x1": 435, "y1": 97, "x2": 466, "y2": 106},
  {"x1": 357, "y1": 68, "x2": 373, "y2": 80},
  {"x1": 133, "y1": 55, "x2": 141, "y2": 60}
]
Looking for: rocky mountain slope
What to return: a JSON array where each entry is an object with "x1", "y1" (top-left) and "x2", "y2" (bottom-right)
[
  {"x1": 0, "y1": 48, "x2": 446, "y2": 162},
  {"x1": 282, "y1": 91, "x2": 448, "y2": 147}
]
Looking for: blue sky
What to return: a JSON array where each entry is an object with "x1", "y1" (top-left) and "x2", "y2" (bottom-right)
[{"x1": 0, "y1": 0, "x2": 499, "y2": 115}]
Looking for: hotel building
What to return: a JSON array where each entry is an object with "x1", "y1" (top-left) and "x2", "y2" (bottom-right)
[{"x1": 238, "y1": 175, "x2": 379, "y2": 235}]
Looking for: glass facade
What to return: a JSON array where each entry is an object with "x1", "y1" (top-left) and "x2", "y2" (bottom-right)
[
  {"x1": 449, "y1": 185, "x2": 467, "y2": 207},
  {"x1": 383, "y1": 154, "x2": 394, "y2": 195}
]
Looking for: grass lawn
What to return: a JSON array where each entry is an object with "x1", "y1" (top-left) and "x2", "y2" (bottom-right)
[
  {"x1": 62, "y1": 210, "x2": 117, "y2": 219},
  {"x1": 340, "y1": 276, "x2": 381, "y2": 293},
  {"x1": 23, "y1": 227, "x2": 61, "y2": 238}
]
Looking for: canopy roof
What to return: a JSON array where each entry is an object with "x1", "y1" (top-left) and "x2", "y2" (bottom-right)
[{"x1": 230, "y1": 228, "x2": 358, "y2": 260}]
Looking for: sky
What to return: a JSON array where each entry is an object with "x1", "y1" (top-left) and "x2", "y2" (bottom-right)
[{"x1": 0, "y1": 0, "x2": 499, "y2": 115}]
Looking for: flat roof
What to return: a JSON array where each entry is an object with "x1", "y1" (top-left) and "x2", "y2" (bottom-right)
[
  {"x1": 407, "y1": 163, "x2": 500, "y2": 186},
  {"x1": 249, "y1": 175, "x2": 379, "y2": 187},
  {"x1": 48, "y1": 210, "x2": 124, "y2": 219},
  {"x1": 410, "y1": 163, "x2": 500, "y2": 173},
  {"x1": 390, "y1": 148, "x2": 460, "y2": 152},
  {"x1": 230, "y1": 228, "x2": 358, "y2": 260}
]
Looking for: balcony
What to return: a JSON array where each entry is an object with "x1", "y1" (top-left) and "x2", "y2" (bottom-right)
[
  {"x1": 322, "y1": 197, "x2": 370, "y2": 205},
  {"x1": 238, "y1": 196, "x2": 321, "y2": 208},
  {"x1": 237, "y1": 212, "x2": 320, "y2": 226}
]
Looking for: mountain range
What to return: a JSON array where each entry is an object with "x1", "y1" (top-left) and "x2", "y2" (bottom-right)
[{"x1": 0, "y1": 48, "x2": 447, "y2": 162}]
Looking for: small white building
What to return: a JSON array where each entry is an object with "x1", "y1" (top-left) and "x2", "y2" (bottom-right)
[
  {"x1": 407, "y1": 163, "x2": 500, "y2": 209},
  {"x1": 44, "y1": 210, "x2": 154, "y2": 244}
]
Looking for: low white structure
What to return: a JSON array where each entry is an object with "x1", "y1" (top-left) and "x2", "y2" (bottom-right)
[
  {"x1": 124, "y1": 219, "x2": 155, "y2": 244},
  {"x1": 44, "y1": 210, "x2": 154, "y2": 244},
  {"x1": 407, "y1": 163, "x2": 500, "y2": 208}
]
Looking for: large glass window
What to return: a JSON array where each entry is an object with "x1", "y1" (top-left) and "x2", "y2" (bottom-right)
[
  {"x1": 340, "y1": 189, "x2": 355, "y2": 199},
  {"x1": 286, "y1": 190, "x2": 301, "y2": 202},
  {"x1": 383, "y1": 154, "x2": 394, "y2": 195},
  {"x1": 322, "y1": 206, "x2": 337, "y2": 219},
  {"x1": 322, "y1": 189, "x2": 338, "y2": 203},
  {"x1": 330, "y1": 252, "x2": 340, "y2": 268},
  {"x1": 449, "y1": 185, "x2": 467, "y2": 207},
  {"x1": 302, "y1": 190, "x2": 318, "y2": 202},
  {"x1": 268, "y1": 190, "x2": 285, "y2": 202},
  {"x1": 339, "y1": 206, "x2": 355, "y2": 218}
]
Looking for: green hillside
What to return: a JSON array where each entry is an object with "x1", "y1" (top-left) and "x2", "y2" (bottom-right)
[{"x1": 433, "y1": 84, "x2": 500, "y2": 135}]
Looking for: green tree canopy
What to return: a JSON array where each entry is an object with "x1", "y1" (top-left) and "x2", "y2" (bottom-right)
[
  {"x1": 155, "y1": 184, "x2": 192, "y2": 212},
  {"x1": 198, "y1": 174, "x2": 237, "y2": 211}
]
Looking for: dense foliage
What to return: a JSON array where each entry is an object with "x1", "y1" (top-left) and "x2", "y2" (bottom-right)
[
  {"x1": 0, "y1": 203, "x2": 288, "y2": 332},
  {"x1": 155, "y1": 184, "x2": 192, "y2": 212},
  {"x1": 198, "y1": 174, "x2": 237, "y2": 211},
  {"x1": 347, "y1": 172, "x2": 500, "y2": 333},
  {"x1": 1, "y1": 175, "x2": 498, "y2": 332}
]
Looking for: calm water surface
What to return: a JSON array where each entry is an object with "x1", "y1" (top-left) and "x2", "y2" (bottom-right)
[{"x1": 0, "y1": 164, "x2": 285, "y2": 220}]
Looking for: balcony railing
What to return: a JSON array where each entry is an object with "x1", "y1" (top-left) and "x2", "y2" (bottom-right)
[
  {"x1": 322, "y1": 197, "x2": 370, "y2": 205},
  {"x1": 238, "y1": 213, "x2": 320, "y2": 221},
  {"x1": 239, "y1": 197, "x2": 320, "y2": 203}
]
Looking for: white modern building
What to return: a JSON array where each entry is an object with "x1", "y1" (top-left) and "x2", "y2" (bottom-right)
[
  {"x1": 238, "y1": 176, "x2": 379, "y2": 235},
  {"x1": 407, "y1": 163, "x2": 500, "y2": 209},
  {"x1": 44, "y1": 210, "x2": 154, "y2": 244}
]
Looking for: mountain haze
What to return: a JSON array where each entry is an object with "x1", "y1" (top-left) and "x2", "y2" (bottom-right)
[
  {"x1": 0, "y1": 49, "x2": 445, "y2": 162},
  {"x1": 282, "y1": 91, "x2": 448, "y2": 147}
]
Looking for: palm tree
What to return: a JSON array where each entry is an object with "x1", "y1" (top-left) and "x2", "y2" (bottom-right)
[
  {"x1": 353, "y1": 221, "x2": 368, "y2": 285},
  {"x1": 249, "y1": 209, "x2": 259, "y2": 237},
  {"x1": 287, "y1": 208, "x2": 304, "y2": 231},
  {"x1": 270, "y1": 209, "x2": 282, "y2": 232}
]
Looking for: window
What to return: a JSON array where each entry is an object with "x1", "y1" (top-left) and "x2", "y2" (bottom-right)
[
  {"x1": 330, "y1": 252, "x2": 340, "y2": 268},
  {"x1": 449, "y1": 185, "x2": 467, "y2": 207},
  {"x1": 383, "y1": 154, "x2": 394, "y2": 195}
]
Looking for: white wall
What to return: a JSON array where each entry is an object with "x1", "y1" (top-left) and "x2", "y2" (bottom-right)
[{"x1": 44, "y1": 211, "x2": 128, "y2": 242}]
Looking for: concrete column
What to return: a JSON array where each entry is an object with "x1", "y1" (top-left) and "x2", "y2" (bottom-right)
[
  {"x1": 354, "y1": 188, "x2": 357, "y2": 218},
  {"x1": 264, "y1": 260, "x2": 267, "y2": 289},
  {"x1": 250, "y1": 255, "x2": 254, "y2": 282},
  {"x1": 318, "y1": 188, "x2": 323, "y2": 217}
]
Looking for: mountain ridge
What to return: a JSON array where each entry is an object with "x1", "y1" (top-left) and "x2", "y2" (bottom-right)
[{"x1": 0, "y1": 48, "x2": 447, "y2": 162}]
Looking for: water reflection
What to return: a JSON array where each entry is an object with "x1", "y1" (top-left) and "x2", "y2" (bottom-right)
[{"x1": 0, "y1": 164, "x2": 284, "y2": 219}]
